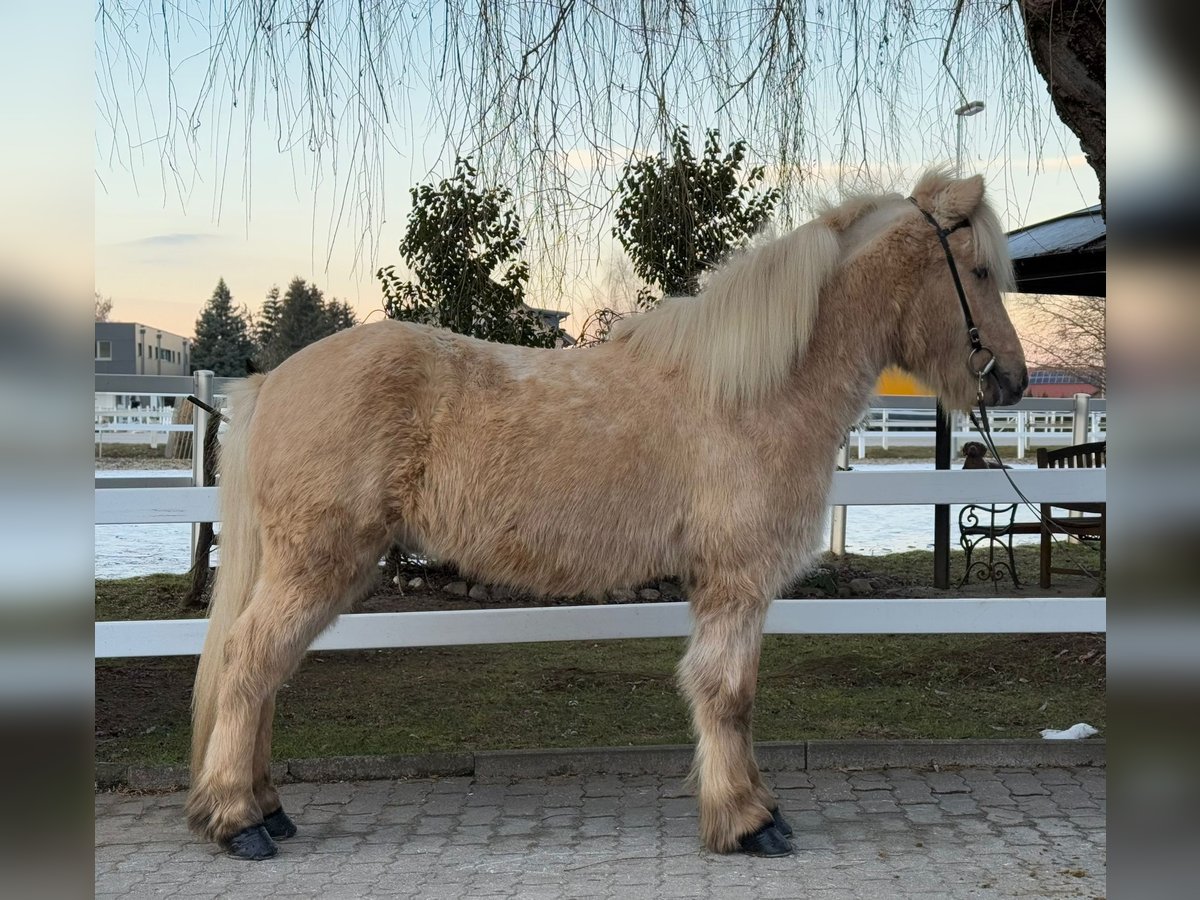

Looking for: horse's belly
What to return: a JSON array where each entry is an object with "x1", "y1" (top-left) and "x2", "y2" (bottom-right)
[{"x1": 415, "y1": 490, "x2": 680, "y2": 599}]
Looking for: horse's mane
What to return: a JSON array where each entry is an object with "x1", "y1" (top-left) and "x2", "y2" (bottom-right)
[
  {"x1": 611, "y1": 217, "x2": 841, "y2": 408},
  {"x1": 610, "y1": 168, "x2": 1014, "y2": 409}
]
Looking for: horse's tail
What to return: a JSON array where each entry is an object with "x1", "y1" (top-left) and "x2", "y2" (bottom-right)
[{"x1": 190, "y1": 373, "x2": 267, "y2": 780}]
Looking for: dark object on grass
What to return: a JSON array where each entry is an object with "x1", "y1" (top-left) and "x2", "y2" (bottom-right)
[{"x1": 961, "y1": 441, "x2": 1010, "y2": 469}]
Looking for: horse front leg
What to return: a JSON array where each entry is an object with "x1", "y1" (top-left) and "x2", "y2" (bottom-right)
[{"x1": 678, "y1": 588, "x2": 792, "y2": 856}]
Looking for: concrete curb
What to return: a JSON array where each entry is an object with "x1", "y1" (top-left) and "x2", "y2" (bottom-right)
[{"x1": 96, "y1": 739, "x2": 1103, "y2": 793}]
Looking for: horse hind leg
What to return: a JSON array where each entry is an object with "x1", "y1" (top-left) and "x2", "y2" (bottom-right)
[
  {"x1": 678, "y1": 587, "x2": 791, "y2": 856},
  {"x1": 251, "y1": 696, "x2": 297, "y2": 840},
  {"x1": 186, "y1": 546, "x2": 381, "y2": 859}
]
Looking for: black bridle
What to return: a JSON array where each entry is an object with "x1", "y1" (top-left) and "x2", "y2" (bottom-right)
[
  {"x1": 908, "y1": 196, "x2": 1103, "y2": 581},
  {"x1": 907, "y1": 196, "x2": 996, "y2": 398}
]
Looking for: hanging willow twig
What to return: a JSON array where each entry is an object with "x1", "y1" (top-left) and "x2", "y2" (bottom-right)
[{"x1": 95, "y1": 1, "x2": 1058, "y2": 288}]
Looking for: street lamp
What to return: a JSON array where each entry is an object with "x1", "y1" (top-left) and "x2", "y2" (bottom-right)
[
  {"x1": 954, "y1": 100, "x2": 985, "y2": 176},
  {"x1": 936, "y1": 98, "x2": 986, "y2": 587}
]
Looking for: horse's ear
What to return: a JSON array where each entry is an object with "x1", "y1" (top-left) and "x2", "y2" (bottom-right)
[
  {"x1": 911, "y1": 170, "x2": 986, "y2": 224},
  {"x1": 931, "y1": 174, "x2": 985, "y2": 222}
]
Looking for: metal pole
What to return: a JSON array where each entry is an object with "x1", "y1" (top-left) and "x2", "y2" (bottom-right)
[
  {"x1": 830, "y1": 438, "x2": 850, "y2": 555},
  {"x1": 1070, "y1": 392, "x2": 1090, "y2": 535},
  {"x1": 934, "y1": 400, "x2": 951, "y2": 588},
  {"x1": 191, "y1": 370, "x2": 214, "y2": 566},
  {"x1": 1072, "y1": 392, "x2": 1089, "y2": 445}
]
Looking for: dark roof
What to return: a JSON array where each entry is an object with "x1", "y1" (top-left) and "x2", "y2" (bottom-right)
[{"x1": 1006, "y1": 205, "x2": 1105, "y2": 297}]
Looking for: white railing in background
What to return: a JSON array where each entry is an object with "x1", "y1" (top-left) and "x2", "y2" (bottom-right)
[
  {"x1": 95, "y1": 375, "x2": 1107, "y2": 659},
  {"x1": 849, "y1": 396, "x2": 1106, "y2": 459}
]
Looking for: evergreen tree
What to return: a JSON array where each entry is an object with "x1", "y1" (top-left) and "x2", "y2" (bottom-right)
[
  {"x1": 256, "y1": 285, "x2": 282, "y2": 349},
  {"x1": 322, "y1": 298, "x2": 358, "y2": 334},
  {"x1": 377, "y1": 157, "x2": 560, "y2": 348},
  {"x1": 191, "y1": 278, "x2": 254, "y2": 375},
  {"x1": 256, "y1": 277, "x2": 357, "y2": 370},
  {"x1": 613, "y1": 127, "x2": 780, "y2": 308}
]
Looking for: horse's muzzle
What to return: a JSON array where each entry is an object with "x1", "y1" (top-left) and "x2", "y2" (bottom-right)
[{"x1": 990, "y1": 367, "x2": 1029, "y2": 406}]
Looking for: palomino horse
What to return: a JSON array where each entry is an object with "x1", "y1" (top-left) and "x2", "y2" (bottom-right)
[{"x1": 186, "y1": 169, "x2": 1027, "y2": 860}]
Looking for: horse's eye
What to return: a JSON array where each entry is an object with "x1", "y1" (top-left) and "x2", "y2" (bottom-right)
[{"x1": 972, "y1": 266, "x2": 989, "y2": 280}]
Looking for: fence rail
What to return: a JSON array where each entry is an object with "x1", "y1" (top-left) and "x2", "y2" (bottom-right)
[
  {"x1": 94, "y1": 375, "x2": 1107, "y2": 659},
  {"x1": 96, "y1": 596, "x2": 1106, "y2": 658}
]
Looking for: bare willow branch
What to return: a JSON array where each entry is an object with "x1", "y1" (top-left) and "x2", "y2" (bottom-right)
[{"x1": 95, "y1": 2, "x2": 1058, "y2": 291}]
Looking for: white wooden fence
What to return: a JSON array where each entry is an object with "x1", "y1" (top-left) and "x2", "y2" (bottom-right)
[
  {"x1": 94, "y1": 468, "x2": 1107, "y2": 659},
  {"x1": 95, "y1": 374, "x2": 1107, "y2": 658},
  {"x1": 850, "y1": 397, "x2": 1107, "y2": 459}
]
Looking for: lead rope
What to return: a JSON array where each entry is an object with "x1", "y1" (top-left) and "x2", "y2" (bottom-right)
[
  {"x1": 968, "y1": 359, "x2": 1103, "y2": 581},
  {"x1": 907, "y1": 197, "x2": 1101, "y2": 582}
]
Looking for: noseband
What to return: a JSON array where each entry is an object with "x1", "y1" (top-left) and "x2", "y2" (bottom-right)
[{"x1": 907, "y1": 197, "x2": 996, "y2": 399}]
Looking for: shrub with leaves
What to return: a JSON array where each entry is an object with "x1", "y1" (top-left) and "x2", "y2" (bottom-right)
[
  {"x1": 378, "y1": 158, "x2": 559, "y2": 348},
  {"x1": 613, "y1": 128, "x2": 780, "y2": 307}
]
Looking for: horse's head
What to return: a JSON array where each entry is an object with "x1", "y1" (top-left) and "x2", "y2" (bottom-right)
[{"x1": 877, "y1": 171, "x2": 1028, "y2": 411}]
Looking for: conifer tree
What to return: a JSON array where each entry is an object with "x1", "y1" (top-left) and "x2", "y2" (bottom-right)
[
  {"x1": 256, "y1": 285, "x2": 282, "y2": 349},
  {"x1": 191, "y1": 278, "x2": 254, "y2": 375},
  {"x1": 256, "y1": 277, "x2": 358, "y2": 370}
]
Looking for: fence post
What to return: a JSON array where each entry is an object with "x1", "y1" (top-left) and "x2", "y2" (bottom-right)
[
  {"x1": 881, "y1": 409, "x2": 889, "y2": 451},
  {"x1": 191, "y1": 370, "x2": 214, "y2": 566},
  {"x1": 829, "y1": 438, "x2": 850, "y2": 555},
  {"x1": 1017, "y1": 410, "x2": 1026, "y2": 459},
  {"x1": 1069, "y1": 392, "x2": 1091, "y2": 537},
  {"x1": 1072, "y1": 392, "x2": 1089, "y2": 446},
  {"x1": 934, "y1": 401, "x2": 951, "y2": 588}
]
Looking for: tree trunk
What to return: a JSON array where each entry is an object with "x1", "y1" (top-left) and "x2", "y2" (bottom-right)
[{"x1": 1019, "y1": 1, "x2": 1107, "y2": 219}]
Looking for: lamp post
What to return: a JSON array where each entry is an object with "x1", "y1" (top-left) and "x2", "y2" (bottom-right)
[
  {"x1": 935, "y1": 99, "x2": 986, "y2": 589},
  {"x1": 954, "y1": 100, "x2": 985, "y2": 176}
]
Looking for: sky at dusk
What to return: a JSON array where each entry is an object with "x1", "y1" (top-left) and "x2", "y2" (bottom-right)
[{"x1": 91, "y1": 8, "x2": 1104, "y2": 342}]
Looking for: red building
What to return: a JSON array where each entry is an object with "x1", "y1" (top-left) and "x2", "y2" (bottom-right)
[{"x1": 1025, "y1": 367, "x2": 1103, "y2": 398}]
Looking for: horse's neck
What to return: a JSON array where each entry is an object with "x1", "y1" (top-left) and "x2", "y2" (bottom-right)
[{"x1": 776, "y1": 263, "x2": 903, "y2": 453}]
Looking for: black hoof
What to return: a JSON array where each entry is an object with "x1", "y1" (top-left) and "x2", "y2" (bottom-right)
[
  {"x1": 770, "y1": 806, "x2": 793, "y2": 837},
  {"x1": 737, "y1": 821, "x2": 793, "y2": 857},
  {"x1": 225, "y1": 824, "x2": 278, "y2": 861},
  {"x1": 262, "y1": 807, "x2": 297, "y2": 840}
]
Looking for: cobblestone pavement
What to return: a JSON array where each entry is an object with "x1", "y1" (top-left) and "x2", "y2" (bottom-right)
[{"x1": 96, "y1": 767, "x2": 1105, "y2": 899}]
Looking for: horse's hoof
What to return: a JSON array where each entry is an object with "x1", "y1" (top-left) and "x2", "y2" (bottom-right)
[
  {"x1": 770, "y1": 806, "x2": 793, "y2": 837},
  {"x1": 737, "y1": 821, "x2": 793, "y2": 857},
  {"x1": 224, "y1": 824, "x2": 278, "y2": 860},
  {"x1": 262, "y1": 807, "x2": 298, "y2": 840}
]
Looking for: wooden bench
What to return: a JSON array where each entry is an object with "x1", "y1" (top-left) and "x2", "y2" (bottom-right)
[
  {"x1": 957, "y1": 440, "x2": 1105, "y2": 589},
  {"x1": 1037, "y1": 441, "x2": 1106, "y2": 590}
]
